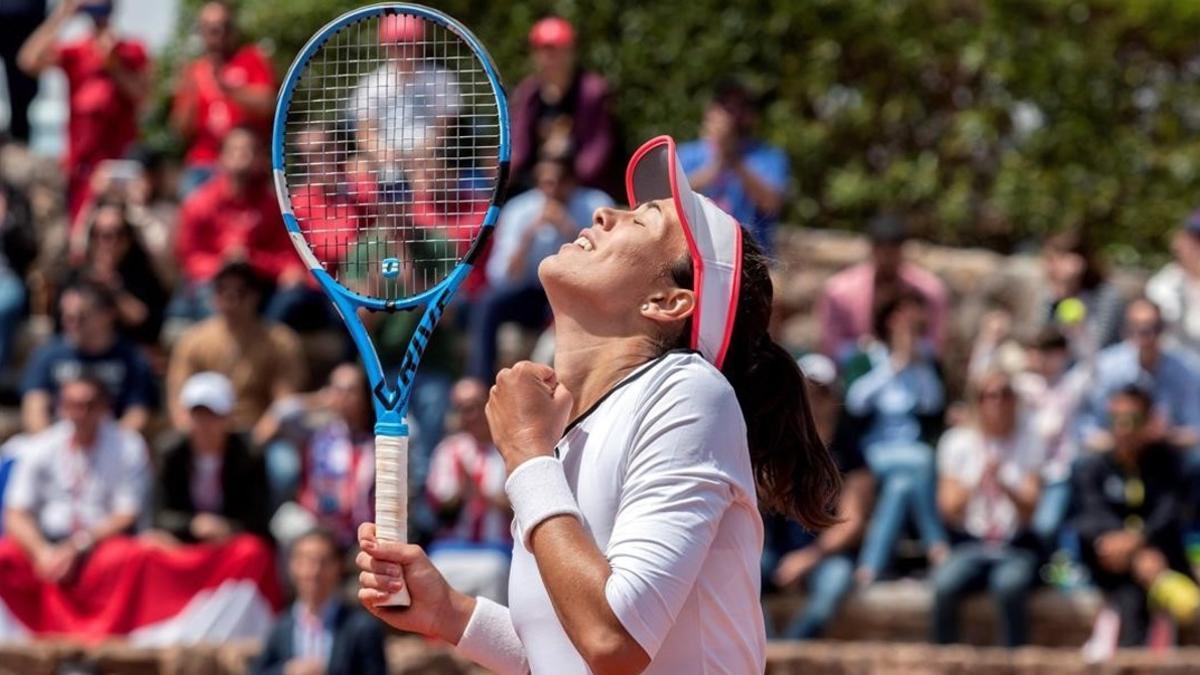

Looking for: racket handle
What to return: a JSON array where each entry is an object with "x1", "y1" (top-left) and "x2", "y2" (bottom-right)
[{"x1": 374, "y1": 433, "x2": 412, "y2": 607}]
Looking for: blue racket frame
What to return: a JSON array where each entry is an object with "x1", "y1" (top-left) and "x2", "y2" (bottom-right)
[{"x1": 271, "y1": 3, "x2": 509, "y2": 438}]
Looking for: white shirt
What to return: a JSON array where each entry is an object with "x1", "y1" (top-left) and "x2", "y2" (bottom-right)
[
  {"x1": 5, "y1": 419, "x2": 149, "y2": 540},
  {"x1": 937, "y1": 423, "x2": 1042, "y2": 542},
  {"x1": 461, "y1": 351, "x2": 766, "y2": 674},
  {"x1": 351, "y1": 61, "x2": 463, "y2": 157}
]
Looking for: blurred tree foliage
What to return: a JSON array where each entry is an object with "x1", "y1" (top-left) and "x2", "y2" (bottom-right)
[{"x1": 151, "y1": 0, "x2": 1200, "y2": 259}]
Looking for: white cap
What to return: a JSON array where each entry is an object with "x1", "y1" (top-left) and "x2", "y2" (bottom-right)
[
  {"x1": 625, "y1": 135, "x2": 743, "y2": 369},
  {"x1": 180, "y1": 371, "x2": 235, "y2": 416}
]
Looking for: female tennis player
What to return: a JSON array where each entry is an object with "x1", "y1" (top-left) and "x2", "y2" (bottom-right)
[{"x1": 356, "y1": 135, "x2": 841, "y2": 673}]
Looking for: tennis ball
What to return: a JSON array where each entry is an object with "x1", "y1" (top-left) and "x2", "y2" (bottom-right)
[{"x1": 1056, "y1": 297, "x2": 1087, "y2": 326}]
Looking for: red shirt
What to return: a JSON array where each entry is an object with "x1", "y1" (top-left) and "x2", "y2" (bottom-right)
[
  {"x1": 176, "y1": 173, "x2": 300, "y2": 284},
  {"x1": 289, "y1": 183, "x2": 371, "y2": 270},
  {"x1": 174, "y1": 45, "x2": 275, "y2": 166}
]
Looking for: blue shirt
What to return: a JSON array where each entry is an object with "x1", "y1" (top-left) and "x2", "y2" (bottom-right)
[
  {"x1": 20, "y1": 336, "x2": 157, "y2": 416},
  {"x1": 844, "y1": 344, "x2": 944, "y2": 450},
  {"x1": 485, "y1": 186, "x2": 614, "y2": 286},
  {"x1": 1077, "y1": 341, "x2": 1200, "y2": 442},
  {"x1": 677, "y1": 139, "x2": 790, "y2": 252}
]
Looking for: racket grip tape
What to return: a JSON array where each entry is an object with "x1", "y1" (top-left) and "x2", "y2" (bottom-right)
[{"x1": 374, "y1": 433, "x2": 412, "y2": 607}]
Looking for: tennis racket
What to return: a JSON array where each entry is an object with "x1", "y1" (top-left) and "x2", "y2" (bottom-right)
[{"x1": 272, "y1": 3, "x2": 508, "y2": 606}]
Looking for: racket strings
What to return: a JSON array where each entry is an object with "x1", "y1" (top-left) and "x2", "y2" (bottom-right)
[{"x1": 283, "y1": 13, "x2": 501, "y2": 301}]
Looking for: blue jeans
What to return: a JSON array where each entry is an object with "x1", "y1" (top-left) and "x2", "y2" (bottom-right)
[
  {"x1": 931, "y1": 542, "x2": 1038, "y2": 646},
  {"x1": 467, "y1": 280, "x2": 550, "y2": 383},
  {"x1": 857, "y1": 441, "x2": 948, "y2": 576},
  {"x1": 779, "y1": 554, "x2": 855, "y2": 640},
  {"x1": 1032, "y1": 480, "x2": 1072, "y2": 551},
  {"x1": 0, "y1": 271, "x2": 26, "y2": 371}
]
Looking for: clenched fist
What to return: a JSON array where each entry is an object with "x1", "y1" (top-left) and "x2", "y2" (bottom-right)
[{"x1": 486, "y1": 362, "x2": 574, "y2": 474}]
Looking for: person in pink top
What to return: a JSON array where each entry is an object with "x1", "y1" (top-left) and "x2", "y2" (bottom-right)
[{"x1": 818, "y1": 214, "x2": 948, "y2": 364}]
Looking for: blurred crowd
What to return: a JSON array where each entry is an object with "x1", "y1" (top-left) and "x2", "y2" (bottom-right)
[{"x1": 0, "y1": 0, "x2": 1197, "y2": 669}]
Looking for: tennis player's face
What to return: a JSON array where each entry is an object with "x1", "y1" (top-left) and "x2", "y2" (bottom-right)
[{"x1": 539, "y1": 198, "x2": 689, "y2": 320}]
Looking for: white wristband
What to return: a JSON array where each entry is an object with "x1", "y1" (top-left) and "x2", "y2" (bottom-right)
[
  {"x1": 455, "y1": 597, "x2": 529, "y2": 675},
  {"x1": 505, "y1": 456, "x2": 582, "y2": 550}
]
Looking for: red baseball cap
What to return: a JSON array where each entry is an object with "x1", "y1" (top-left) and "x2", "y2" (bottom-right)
[
  {"x1": 626, "y1": 135, "x2": 743, "y2": 369},
  {"x1": 379, "y1": 14, "x2": 425, "y2": 44},
  {"x1": 529, "y1": 17, "x2": 575, "y2": 48}
]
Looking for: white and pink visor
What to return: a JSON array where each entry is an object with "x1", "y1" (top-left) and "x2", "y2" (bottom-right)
[{"x1": 625, "y1": 135, "x2": 743, "y2": 369}]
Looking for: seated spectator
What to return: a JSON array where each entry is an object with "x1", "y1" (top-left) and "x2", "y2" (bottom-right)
[
  {"x1": 254, "y1": 528, "x2": 386, "y2": 675},
  {"x1": 1147, "y1": 210, "x2": 1200, "y2": 360},
  {"x1": 271, "y1": 363, "x2": 376, "y2": 546},
  {"x1": 148, "y1": 372, "x2": 270, "y2": 546},
  {"x1": 172, "y1": 127, "x2": 312, "y2": 326},
  {"x1": 818, "y1": 214, "x2": 949, "y2": 363},
  {"x1": 17, "y1": 0, "x2": 150, "y2": 221},
  {"x1": 470, "y1": 155, "x2": 612, "y2": 382},
  {"x1": 62, "y1": 196, "x2": 168, "y2": 346},
  {"x1": 1078, "y1": 297, "x2": 1200, "y2": 452},
  {"x1": 678, "y1": 80, "x2": 788, "y2": 253},
  {"x1": 1074, "y1": 386, "x2": 1199, "y2": 649},
  {"x1": 509, "y1": 16, "x2": 620, "y2": 196},
  {"x1": 21, "y1": 281, "x2": 157, "y2": 433},
  {"x1": 426, "y1": 378, "x2": 511, "y2": 603},
  {"x1": 763, "y1": 354, "x2": 873, "y2": 639},
  {"x1": 171, "y1": 0, "x2": 275, "y2": 196},
  {"x1": 167, "y1": 262, "x2": 306, "y2": 445},
  {"x1": 933, "y1": 370, "x2": 1043, "y2": 647},
  {"x1": 844, "y1": 287, "x2": 949, "y2": 584},
  {"x1": 0, "y1": 180, "x2": 36, "y2": 375},
  {"x1": 1041, "y1": 229, "x2": 1125, "y2": 354},
  {"x1": 2, "y1": 376, "x2": 149, "y2": 584}
]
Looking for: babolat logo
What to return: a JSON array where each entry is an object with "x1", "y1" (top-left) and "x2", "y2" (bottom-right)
[{"x1": 396, "y1": 288, "x2": 453, "y2": 390}]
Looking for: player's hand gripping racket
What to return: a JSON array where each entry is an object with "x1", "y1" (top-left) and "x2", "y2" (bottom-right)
[{"x1": 273, "y1": 4, "x2": 508, "y2": 606}]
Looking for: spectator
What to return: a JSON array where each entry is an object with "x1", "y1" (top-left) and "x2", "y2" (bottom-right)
[
  {"x1": 763, "y1": 354, "x2": 874, "y2": 639},
  {"x1": 148, "y1": 372, "x2": 270, "y2": 546},
  {"x1": 254, "y1": 528, "x2": 386, "y2": 675},
  {"x1": 1074, "y1": 386, "x2": 1199, "y2": 649},
  {"x1": 844, "y1": 287, "x2": 949, "y2": 584},
  {"x1": 509, "y1": 16, "x2": 620, "y2": 196},
  {"x1": 1041, "y1": 229, "x2": 1125, "y2": 354},
  {"x1": 678, "y1": 80, "x2": 789, "y2": 253},
  {"x1": 1146, "y1": 210, "x2": 1200, "y2": 360},
  {"x1": 426, "y1": 378, "x2": 512, "y2": 603},
  {"x1": 0, "y1": 0, "x2": 44, "y2": 142},
  {"x1": 167, "y1": 262, "x2": 306, "y2": 445},
  {"x1": 17, "y1": 0, "x2": 150, "y2": 220},
  {"x1": 20, "y1": 281, "x2": 156, "y2": 433},
  {"x1": 2, "y1": 376, "x2": 149, "y2": 584},
  {"x1": 818, "y1": 214, "x2": 949, "y2": 363},
  {"x1": 0, "y1": 180, "x2": 36, "y2": 374},
  {"x1": 172, "y1": 126, "x2": 306, "y2": 323},
  {"x1": 1077, "y1": 297, "x2": 1200, "y2": 452},
  {"x1": 470, "y1": 155, "x2": 612, "y2": 382},
  {"x1": 62, "y1": 196, "x2": 167, "y2": 346},
  {"x1": 933, "y1": 370, "x2": 1043, "y2": 647},
  {"x1": 171, "y1": 0, "x2": 275, "y2": 196},
  {"x1": 271, "y1": 363, "x2": 376, "y2": 547}
]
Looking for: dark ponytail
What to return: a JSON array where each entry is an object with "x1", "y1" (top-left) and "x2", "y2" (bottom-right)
[{"x1": 667, "y1": 232, "x2": 842, "y2": 529}]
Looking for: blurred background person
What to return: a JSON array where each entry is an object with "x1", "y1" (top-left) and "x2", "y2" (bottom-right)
[
  {"x1": 17, "y1": 0, "x2": 149, "y2": 221},
  {"x1": 471, "y1": 154, "x2": 612, "y2": 382},
  {"x1": 844, "y1": 287, "x2": 949, "y2": 584},
  {"x1": 933, "y1": 370, "x2": 1043, "y2": 647},
  {"x1": 0, "y1": 180, "x2": 36, "y2": 380},
  {"x1": 167, "y1": 262, "x2": 305, "y2": 446},
  {"x1": 20, "y1": 281, "x2": 156, "y2": 433},
  {"x1": 61, "y1": 196, "x2": 167, "y2": 348},
  {"x1": 1074, "y1": 385, "x2": 1199, "y2": 650},
  {"x1": 1041, "y1": 229, "x2": 1125, "y2": 354},
  {"x1": 254, "y1": 528, "x2": 386, "y2": 675},
  {"x1": 425, "y1": 377, "x2": 511, "y2": 604},
  {"x1": 508, "y1": 15, "x2": 619, "y2": 196},
  {"x1": 0, "y1": 0, "x2": 44, "y2": 143},
  {"x1": 149, "y1": 371, "x2": 269, "y2": 547},
  {"x1": 763, "y1": 354, "x2": 873, "y2": 639},
  {"x1": 679, "y1": 80, "x2": 789, "y2": 254},
  {"x1": 819, "y1": 214, "x2": 948, "y2": 364},
  {"x1": 1146, "y1": 210, "x2": 1200, "y2": 361},
  {"x1": 171, "y1": 0, "x2": 274, "y2": 197},
  {"x1": 1, "y1": 376, "x2": 148, "y2": 585}
]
